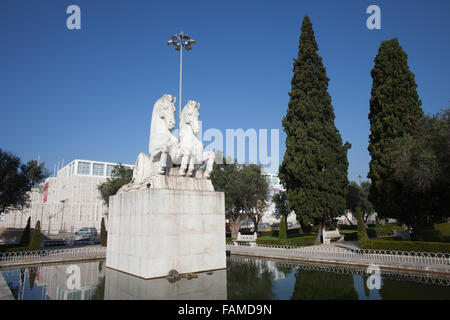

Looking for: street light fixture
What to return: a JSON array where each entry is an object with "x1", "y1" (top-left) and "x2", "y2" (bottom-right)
[{"x1": 168, "y1": 32, "x2": 196, "y2": 127}]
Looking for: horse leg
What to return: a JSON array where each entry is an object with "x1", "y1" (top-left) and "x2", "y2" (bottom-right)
[
  {"x1": 203, "y1": 151, "x2": 215, "y2": 179},
  {"x1": 186, "y1": 155, "x2": 196, "y2": 177},
  {"x1": 179, "y1": 154, "x2": 189, "y2": 176},
  {"x1": 158, "y1": 151, "x2": 168, "y2": 174}
]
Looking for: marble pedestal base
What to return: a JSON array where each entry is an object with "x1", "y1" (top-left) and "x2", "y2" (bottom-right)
[{"x1": 105, "y1": 186, "x2": 226, "y2": 279}]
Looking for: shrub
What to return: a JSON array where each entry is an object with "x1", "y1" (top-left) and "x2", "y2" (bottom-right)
[
  {"x1": 256, "y1": 236, "x2": 316, "y2": 247},
  {"x1": 278, "y1": 217, "x2": 287, "y2": 240},
  {"x1": 19, "y1": 217, "x2": 31, "y2": 246},
  {"x1": 366, "y1": 226, "x2": 405, "y2": 238},
  {"x1": 422, "y1": 229, "x2": 442, "y2": 242},
  {"x1": 100, "y1": 217, "x2": 107, "y2": 247},
  {"x1": 377, "y1": 236, "x2": 403, "y2": 241},
  {"x1": 356, "y1": 207, "x2": 369, "y2": 246},
  {"x1": 343, "y1": 232, "x2": 358, "y2": 241},
  {"x1": 360, "y1": 239, "x2": 450, "y2": 254},
  {"x1": 29, "y1": 220, "x2": 41, "y2": 251},
  {"x1": 434, "y1": 222, "x2": 450, "y2": 236},
  {"x1": 259, "y1": 228, "x2": 303, "y2": 238},
  {"x1": 1, "y1": 246, "x2": 29, "y2": 253},
  {"x1": 338, "y1": 225, "x2": 357, "y2": 231}
]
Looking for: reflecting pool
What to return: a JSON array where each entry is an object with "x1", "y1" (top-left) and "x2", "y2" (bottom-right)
[{"x1": 2, "y1": 255, "x2": 450, "y2": 300}]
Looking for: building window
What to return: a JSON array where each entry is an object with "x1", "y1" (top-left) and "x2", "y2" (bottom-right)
[
  {"x1": 106, "y1": 164, "x2": 116, "y2": 177},
  {"x1": 77, "y1": 162, "x2": 91, "y2": 175},
  {"x1": 92, "y1": 163, "x2": 105, "y2": 176}
]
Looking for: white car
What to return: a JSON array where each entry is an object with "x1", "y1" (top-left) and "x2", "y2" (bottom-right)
[{"x1": 75, "y1": 227, "x2": 97, "y2": 238}]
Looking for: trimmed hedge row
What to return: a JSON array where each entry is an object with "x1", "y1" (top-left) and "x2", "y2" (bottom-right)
[
  {"x1": 376, "y1": 236, "x2": 403, "y2": 241},
  {"x1": 343, "y1": 232, "x2": 358, "y2": 241},
  {"x1": 0, "y1": 245, "x2": 30, "y2": 253},
  {"x1": 361, "y1": 239, "x2": 450, "y2": 254},
  {"x1": 226, "y1": 236, "x2": 316, "y2": 247},
  {"x1": 338, "y1": 225, "x2": 357, "y2": 231},
  {"x1": 256, "y1": 236, "x2": 316, "y2": 247},
  {"x1": 258, "y1": 228, "x2": 302, "y2": 237},
  {"x1": 366, "y1": 226, "x2": 405, "y2": 238}
]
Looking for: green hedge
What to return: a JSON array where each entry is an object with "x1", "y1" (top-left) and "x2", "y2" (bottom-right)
[
  {"x1": 376, "y1": 236, "x2": 403, "y2": 241},
  {"x1": 360, "y1": 239, "x2": 450, "y2": 254},
  {"x1": 338, "y1": 225, "x2": 357, "y2": 231},
  {"x1": 258, "y1": 228, "x2": 302, "y2": 238},
  {"x1": 343, "y1": 232, "x2": 358, "y2": 241},
  {"x1": 435, "y1": 222, "x2": 450, "y2": 237},
  {"x1": 0, "y1": 246, "x2": 30, "y2": 253},
  {"x1": 422, "y1": 229, "x2": 443, "y2": 242},
  {"x1": 366, "y1": 226, "x2": 405, "y2": 238},
  {"x1": 256, "y1": 236, "x2": 316, "y2": 247}
]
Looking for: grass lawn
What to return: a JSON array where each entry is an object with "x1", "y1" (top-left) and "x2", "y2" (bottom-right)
[{"x1": 435, "y1": 222, "x2": 450, "y2": 237}]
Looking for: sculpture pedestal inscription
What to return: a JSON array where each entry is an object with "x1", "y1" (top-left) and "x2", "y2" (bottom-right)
[{"x1": 106, "y1": 94, "x2": 226, "y2": 279}]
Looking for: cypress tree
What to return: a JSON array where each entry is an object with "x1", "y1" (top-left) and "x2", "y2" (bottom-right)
[
  {"x1": 19, "y1": 217, "x2": 31, "y2": 246},
  {"x1": 367, "y1": 38, "x2": 424, "y2": 232},
  {"x1": 356, "y1": 207, "x2": 369, "y2": 247},
  {"x1": 278, "y1": 216, "x2": 287, "y2": 240},
  {"x1": 100, "y1": 217, "x2": 107, "y2": 247},
  {"x1": 29, "y1": 220, "x2": 41, "y2": 251},
  {"x1": 279, "y1": 16, "x2": 350, "y2": 243}
]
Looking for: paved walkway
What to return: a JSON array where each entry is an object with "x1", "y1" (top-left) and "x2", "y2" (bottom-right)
[{"x1": 0, "y1": 272, "x2": 14, "y2": 300}]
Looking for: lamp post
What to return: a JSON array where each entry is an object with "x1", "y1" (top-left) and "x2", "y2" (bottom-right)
[{"x1": 168, "y1": 32, "x2": 196, "y2": 126}]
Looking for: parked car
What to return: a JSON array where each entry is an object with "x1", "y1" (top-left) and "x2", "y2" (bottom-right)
[{"x1": 75, "y1": 227, "x2": 97, "y2": 238}]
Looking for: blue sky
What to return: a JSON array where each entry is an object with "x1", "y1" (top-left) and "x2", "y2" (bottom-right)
[{"x1": 0, "y1": 0, "x2": 449, "y2": 181}]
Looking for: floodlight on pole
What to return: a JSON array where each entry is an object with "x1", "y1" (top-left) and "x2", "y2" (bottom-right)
[{"x1": 168, "y1": 32, "x2": 196, "y2": 127}]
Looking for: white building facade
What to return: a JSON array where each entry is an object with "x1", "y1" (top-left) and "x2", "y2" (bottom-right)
[{"x1": 0, "y1": 159, "x2": 133, "y2": 236}]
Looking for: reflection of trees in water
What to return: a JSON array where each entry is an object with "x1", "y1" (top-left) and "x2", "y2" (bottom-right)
[
  {"x1": 28, "y1": 267, "x2": 37, "y2": 290},
  {"x1": 291, "y1": 269, "x2": 358, "y2": 300},
  {"x1": 91, "y1": 260, "x2": 105, "y2": 300},
  {"x1": 92, "y1": 276, "x2": 105, "y2": 300},
  {"x1": 8, "y1": 280, "x2": 20, "y2": 300},
  {"x1": 379, "y1": 278, "x2": 450, "y2": 300},
  {"x1": 276, "y1": 265, "x2": 293, "y2": 276},
  {"x1": 227, "y1": 257, "x2": 276, "y2": 299}
]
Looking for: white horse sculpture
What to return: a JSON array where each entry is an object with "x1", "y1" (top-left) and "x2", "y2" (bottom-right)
[
  {"x1": 178, "y1": 100, "x2": 215, "y2": 178},
  {"x1": 131, "y1": 95, "x2": 214, "y2": 186},
  {"x1": 133, "y1": 94, "x2": 179, "y2": 183}
]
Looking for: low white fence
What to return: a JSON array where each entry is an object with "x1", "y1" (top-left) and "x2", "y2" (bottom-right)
[
  {"x1": 226, "y1": 243, "x2": 450, "y2": 271},
  {"x1": 0, "y1": 247, "x2": 106, "y2": 266}
]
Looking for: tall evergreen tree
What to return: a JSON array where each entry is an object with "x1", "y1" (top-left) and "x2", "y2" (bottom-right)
[
  {"x1": 279, "y1": 16, "x2": 350, "y2": 243},
  {"x1": 100, "y1": 217, "x2": 107, "y2": 247},
  {"x1": 29, "y1": 220, "x2": 41, "y2": 251},
  {"x1": 367, "y1": 38, "x2": 424, "y2": 235},
  {"x1": 19, "y1": 217, "x2": 31, "y2": 246}
]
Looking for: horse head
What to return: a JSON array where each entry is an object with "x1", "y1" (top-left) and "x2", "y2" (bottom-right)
[
  {"x1": 181, "y1": 100, "x2": 200, "y2": 135},
  {"x1": 155, "y1": 94, "x2": 176, "y2": 131}
]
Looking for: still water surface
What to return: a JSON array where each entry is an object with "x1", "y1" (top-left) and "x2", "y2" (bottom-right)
[{"x1": 2, "y1": 255, "x2": 450, "y2": 300}]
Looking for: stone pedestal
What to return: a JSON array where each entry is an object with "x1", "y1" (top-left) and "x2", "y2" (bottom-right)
[{"x1": 105, "y1": 177, "x2": 226, "y2": 279}]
